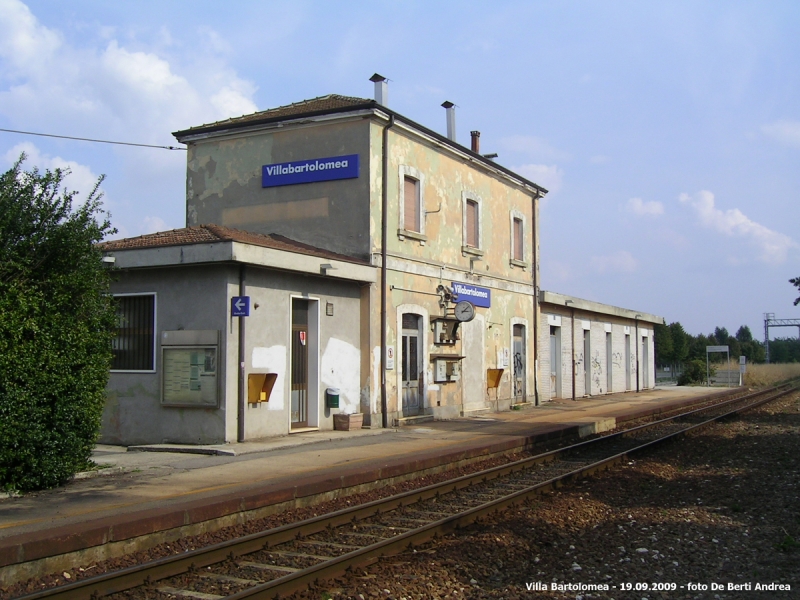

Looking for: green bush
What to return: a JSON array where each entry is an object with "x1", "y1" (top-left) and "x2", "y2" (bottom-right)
[
  {"x1": 0, "y1": 156, "x2": 116, "y2": 491},
  {"x1": 678, "y1": 359, "x2": 713, "y2": 386}
]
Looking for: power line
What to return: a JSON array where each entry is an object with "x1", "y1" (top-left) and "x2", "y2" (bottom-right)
[{"x1": 0, "y1": 127, "x2": 186, "y2": 151}]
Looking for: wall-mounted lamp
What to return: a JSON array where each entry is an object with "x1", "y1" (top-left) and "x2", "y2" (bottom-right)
[{"x1": 101, "y1": 255, "x2": 115, "y2": 265}]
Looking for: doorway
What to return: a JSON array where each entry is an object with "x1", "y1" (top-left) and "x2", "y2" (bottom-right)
[
  {"x1": 549, "y1": 325, "x2": 561, "y2": 399},
  {"x1": 401, "y1": 313, "x2": 421, "y2": 417},
  {"x1": 291, "y1": 299, "x2": 309, "y2": 428},
  {"x1": 625, "y1": 334, "x2": 632, "y2": 391},
  {"x1": 512, "y1": 324, "x2": 526, "y2": 403},
  {"x1": 642, "y1": 337, "x2": 649, "y2": 389},
  {"x1": 606, "y1": 332, "x2": 612, "y2": 393},
  {"x1": 583, "y1": 328, "x2": 591, "y2": 396}
]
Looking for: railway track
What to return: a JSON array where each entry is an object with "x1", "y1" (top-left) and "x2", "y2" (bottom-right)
[{"x1": 17, "y1": 383, "x2": 797, "y2": 600}]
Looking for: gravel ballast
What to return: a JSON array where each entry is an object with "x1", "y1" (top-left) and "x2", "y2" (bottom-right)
[{"x1": 294, "y1": 391, "x2": 800, "y2": 599}]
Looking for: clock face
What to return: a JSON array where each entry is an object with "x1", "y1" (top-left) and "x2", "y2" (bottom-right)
[{"x1": 455, "y1": 300, "x2": 476, "y2": 322}]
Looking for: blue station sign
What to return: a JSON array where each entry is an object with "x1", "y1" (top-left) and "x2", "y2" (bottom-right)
[
  {"x1": 452, "y1": 282, "x2": 491, "y2": 308},
  {"x1": 231, "y1": 296, "x2": 250, "y2": 317},
  {"x1": 262, "y1": 154, "x2": 360, "y2": 188}
]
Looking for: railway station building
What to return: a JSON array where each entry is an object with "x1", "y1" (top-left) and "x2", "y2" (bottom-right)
[{"x1": 100, "y1": 77, "x2": 662, "y2": 445}]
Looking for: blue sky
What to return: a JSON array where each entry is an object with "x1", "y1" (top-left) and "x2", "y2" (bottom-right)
[{"x1": 1, "y1": 0, "x2": 798, "y2": 339}]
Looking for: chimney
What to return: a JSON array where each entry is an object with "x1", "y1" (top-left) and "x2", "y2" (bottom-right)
[
  {"x1": 370, "y1": 73, "x2": 388, "y2": 106},
  {"x1": 441, "y1": 101, "x2": 456, "y2": 142},
  {"x1": 470, "y1": 130, "x2": 480, "y2": 153}
]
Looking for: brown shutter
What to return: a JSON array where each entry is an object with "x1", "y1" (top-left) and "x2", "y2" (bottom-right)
[
  {"x1": 403, "y1": 177, "x2": 419, "y2": 231},
  {"x1": 513, "y1": 217, "x2": 523, "y2": 260},
  {"x1": 466, "y1": 200, "x2": 478, "y2": 247}
]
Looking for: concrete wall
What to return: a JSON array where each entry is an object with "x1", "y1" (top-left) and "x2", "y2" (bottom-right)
[
  {"x1": 103, "y1": 264, "x2": 364, "y2": 445},
  {"x1": 102, "y1": 266, "x2": 229, "y2": 445},
  {"x1": 186, "y1": 118, "x2": 372, "y2": 260},
  {"x1": 538, "y1": 304, "x2": 657, "y2": 400}
]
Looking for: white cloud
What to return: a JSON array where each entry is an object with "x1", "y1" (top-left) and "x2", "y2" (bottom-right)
[
  {"x1": 499, "y1": 135, "x2": 570, "y2": 161},
  {"x1": 513, "y1": 163, "x2": 564, "y2": 195},
  {"x1": 4, "y1": 141, "x2": 102, "y2": 201},
  {"x1": 0, "y1": 0, "x2": 258, "y2": 142},
  {"x1": 761, "y1": 120, "x2": 800, "y2": 148},
  {"x1": 590, "y1": 250, "x2": 638, "y2": 274},
  {"x1": 626, "y1": 197, "x2": 664, "y2": 217},
  {"x1": 678, "y1": 190, "x2": 797, "y2": 263},
  {"x1": 143, "y1": 216, "x2": 168, "y2": 233}
]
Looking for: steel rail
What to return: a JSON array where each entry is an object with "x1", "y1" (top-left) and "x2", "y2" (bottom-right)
[
  {"x1": 225, "y1": 384, "x2": 798, "y2": 599},
  {"x1": 16, "y1": 383, "x2": 794, "y2": 600}
]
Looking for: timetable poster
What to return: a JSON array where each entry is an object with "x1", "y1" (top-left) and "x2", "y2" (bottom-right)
[{"x1": 162, "y1": 347, "x2": 217, "y2": 406}]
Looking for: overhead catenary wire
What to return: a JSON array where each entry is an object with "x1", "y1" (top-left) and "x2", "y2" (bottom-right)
[{"x1": 0, "y1": 127, "x2": 186, "y2": 150}]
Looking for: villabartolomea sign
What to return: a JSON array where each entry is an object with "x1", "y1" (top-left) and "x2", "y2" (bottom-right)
[
  {"x1": 262, "y1": 154, "x2": 360, "y2": 188},
  {"x1": 452, "y1": 282, "x2": 491, "y2": 308}
]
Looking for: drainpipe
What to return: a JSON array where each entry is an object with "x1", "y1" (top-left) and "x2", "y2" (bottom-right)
[
  {"x1": 380, "y1": 114, "x2": 396, "y2": 429},
  {"x1": 237, "y1": 264, "x2": 246, "y2": 442},
  {"x1": 532, "y1": 191, "x2": 541, "y2": 406},
  {"x1": 565, "y1": 300, "x2": 575, "y2": 401},
  {"x1": 635, "y1": 314, "x2": 641, "y2": 393}
]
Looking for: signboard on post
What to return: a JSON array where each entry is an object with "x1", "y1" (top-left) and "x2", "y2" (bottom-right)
[{"x1": 706, "y1": 345, "x2": 730, "y2": 387}]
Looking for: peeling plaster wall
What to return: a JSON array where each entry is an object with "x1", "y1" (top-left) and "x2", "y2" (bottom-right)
[
  {"x1": 186, "y1": 119, "x2": 372, "y2": 260},
  {"x1": 367, "y1": 120, "x2": 538, "y2": 424}
]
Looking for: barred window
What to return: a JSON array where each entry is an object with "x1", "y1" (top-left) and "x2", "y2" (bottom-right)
[{"x1": 112, "y1": 294, "x2": 156, "y2": 371}]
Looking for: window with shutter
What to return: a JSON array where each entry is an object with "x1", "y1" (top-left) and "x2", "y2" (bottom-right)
[
  {"x1": 513, "y1": 217, "x2": 523, "y2": 261},
  {"x1": 466, "y1": 199, "x2": 478, "y2": 247},
  {"x1": 403, "y1": 176, "x2": 420, "y2": 232}
]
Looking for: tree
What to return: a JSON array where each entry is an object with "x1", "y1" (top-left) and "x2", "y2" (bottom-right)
[
  {"x1": 669, "y1": 322, "x2": 690, "y2": 363},
  {"x1": 0, "y1": 155, "x2": 116, "y2": 491},
  {"x1": 735, "y1": 325, "x2": 753, "y2": 343},
  {"x1": 790, "y1": 276, "x2": 800, "y2": 306},
  {"x1": 654, "y1": 322, "x2": 673, "y2": 364}
]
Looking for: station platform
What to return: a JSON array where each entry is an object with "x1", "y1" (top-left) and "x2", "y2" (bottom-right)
[{"x1": 0, "y1": 385, "x2": 733, "y2": 583}]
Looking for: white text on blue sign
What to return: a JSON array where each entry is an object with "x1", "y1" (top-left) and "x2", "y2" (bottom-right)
[
  {"x1": 452, "y1": 282, "x2": 491, "y2": 308},
  {"x1": 262, "y1": 154, "x2": 360, "y2": 188}
]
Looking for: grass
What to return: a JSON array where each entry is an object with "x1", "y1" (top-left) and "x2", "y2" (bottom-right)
[{"x1": 743, "y1": 363, "x2": 800, "y2": 387}]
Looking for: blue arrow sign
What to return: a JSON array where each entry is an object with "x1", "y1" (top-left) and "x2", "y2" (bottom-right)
[{"x1": 231, "y1": 296, "x2": 250, "y2": 317}]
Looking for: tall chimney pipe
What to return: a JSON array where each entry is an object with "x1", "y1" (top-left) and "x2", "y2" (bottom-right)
[
  {"x1": 441, "y1": 101, "x2": 456, "y2": 142},
  {"x1": 471, "y1": 130, "x2": 480, "y2": 153},
  {"x1": 370, "y1": 73, "x2": 388, "y2": 106}
]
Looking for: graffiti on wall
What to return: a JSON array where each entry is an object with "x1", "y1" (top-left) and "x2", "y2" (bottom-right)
[{"x1": 591, "y1": 350, "x2": 602, "y2": 392}]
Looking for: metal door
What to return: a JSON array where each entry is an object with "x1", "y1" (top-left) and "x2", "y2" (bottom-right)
[
  {"x1": 583, "y1": 329, "x2": 591, "y2": 396},
  {"x1": 642, "y1": 338, "x2": 649, "y2": 389},
  {"x1": 512, "y1": 324, "x2": 526, "y2": 402},
  {"x1": 625, "y1": 335, "x2": 632, "y2": 391},
  {"x1": 549, "y1": 326, "x2": 561, "y2": 399},
  {"x1": 401, "y1": 314, "x2": 421, "y2": 417},
  {"x1": 291, "y1": 299, "x2": 309, "y2": 428},
  {"x1": 606, "y1": 332, "x2": 613, "y2": 393}
]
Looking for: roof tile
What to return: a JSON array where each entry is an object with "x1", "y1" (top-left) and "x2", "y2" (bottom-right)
[
  {"x1": 98, "y1": 225, "x2": 368, "y2": 265},
  {"x1": 175, "y1": 94, "x2": 373, "y2": 135}
]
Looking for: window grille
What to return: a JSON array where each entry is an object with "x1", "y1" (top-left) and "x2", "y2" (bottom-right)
[{"x1": 112, "y1": 295, "x2": 155, "y2": 371}]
